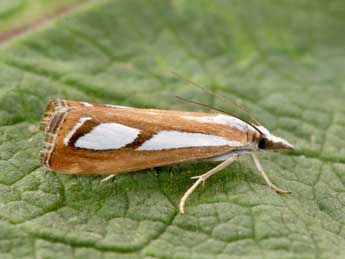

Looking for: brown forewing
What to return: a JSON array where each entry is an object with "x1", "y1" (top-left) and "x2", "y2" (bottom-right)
[{"x1": 41, "y1": 100, "x2": 254, "y2": 175}]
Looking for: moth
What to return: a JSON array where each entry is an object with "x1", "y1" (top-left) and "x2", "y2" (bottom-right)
[{"x1": 40, "y1": 97, "x2": 294, "y2": 214}]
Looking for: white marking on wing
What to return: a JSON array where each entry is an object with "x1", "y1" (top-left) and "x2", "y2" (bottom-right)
[
  {"x1": 213, "y1": 115, "x2": 248, "y2": 131},
  {"x1": 64, "y1": 117, "x2": 92, "y2": 146},
  {"x1": 75, "y1": 123, "x2": 140, "y2": 150},
  {"x1": 105, "y1": 104, "x2": 131, "y2": 109},
  {"x1": 146, "y1": 111, "x2": 159, "y2": 115},
  {"x1": 182, "y1": 114, "x2": 249, "y2": 132},
  {"x1": 137, "y1": 131, "x2": 242, "y2": 151},
  {"x1": 81, "y1": 102, "x2": 93, "y2": 107},
  {"x1": 182, "y1": 116, "x2": 214, "y2": 123}
]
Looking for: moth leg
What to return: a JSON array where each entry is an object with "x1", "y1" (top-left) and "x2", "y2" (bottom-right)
[
  {"x1": 251, "y1": 153, "x2": 290, "y2": 194},
  {"x1": 179, "y1": 155, "x2": 239, "y2": 214},
  {"x1": 100, "y1": 174, "x2": 116, "y2": 183}
]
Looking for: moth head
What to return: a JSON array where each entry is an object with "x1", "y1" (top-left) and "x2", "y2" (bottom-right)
[{"x1": 257, "y1": 126, "x2": 294, "y2": 150}]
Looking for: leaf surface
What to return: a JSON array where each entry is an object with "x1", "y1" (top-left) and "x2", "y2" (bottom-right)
[{"x1": 0, "y1": 1, "x2": 345, "y2": 258}]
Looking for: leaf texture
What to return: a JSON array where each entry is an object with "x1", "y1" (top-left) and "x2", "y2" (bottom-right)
[{"x1": 0, "y1": 0, "x2": 344, "y2": 258}]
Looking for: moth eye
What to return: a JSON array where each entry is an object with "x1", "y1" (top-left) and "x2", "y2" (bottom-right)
[{"x1": 258, "y1": 138, "x2": 267, "y2": 149}]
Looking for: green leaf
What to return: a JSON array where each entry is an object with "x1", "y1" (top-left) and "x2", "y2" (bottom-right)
[
  {"x1": 0, "y1": 0, "x2": 345, "y2": 258},
  {"x1": 0, "y1": 0, "x2": 85, "y2": 40}
]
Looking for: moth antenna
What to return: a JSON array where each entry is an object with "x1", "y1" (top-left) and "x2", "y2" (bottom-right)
[
  {"x1": 170, "y1": 72, "x2": 261, "y2": 125},
  {"x1": 176, "y1": 96, "x2": 263, "y2": 135}
]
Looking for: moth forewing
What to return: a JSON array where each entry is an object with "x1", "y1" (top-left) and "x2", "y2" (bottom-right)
[
  {"x1": 40, "y1": 99, "x2": 294, "y2": 214},
  {"x1": 40, "y1": 99, "x2": 257, "y2": 175}
]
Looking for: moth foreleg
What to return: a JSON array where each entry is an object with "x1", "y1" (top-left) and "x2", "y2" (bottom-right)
[
  {"x1": 179, "y1": 155, "x2": 239, "y2": 214},
  {"x1": 251, "y1": 153, "x2": 290, "y2": 194},
  {"x1": 100, "y1": 174, "x2": 117, "y2": 183}
]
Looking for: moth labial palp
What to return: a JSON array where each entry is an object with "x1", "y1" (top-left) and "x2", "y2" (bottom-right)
[{"x1": 40, "y1": 98, "x2": 295, "y2": 214}]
